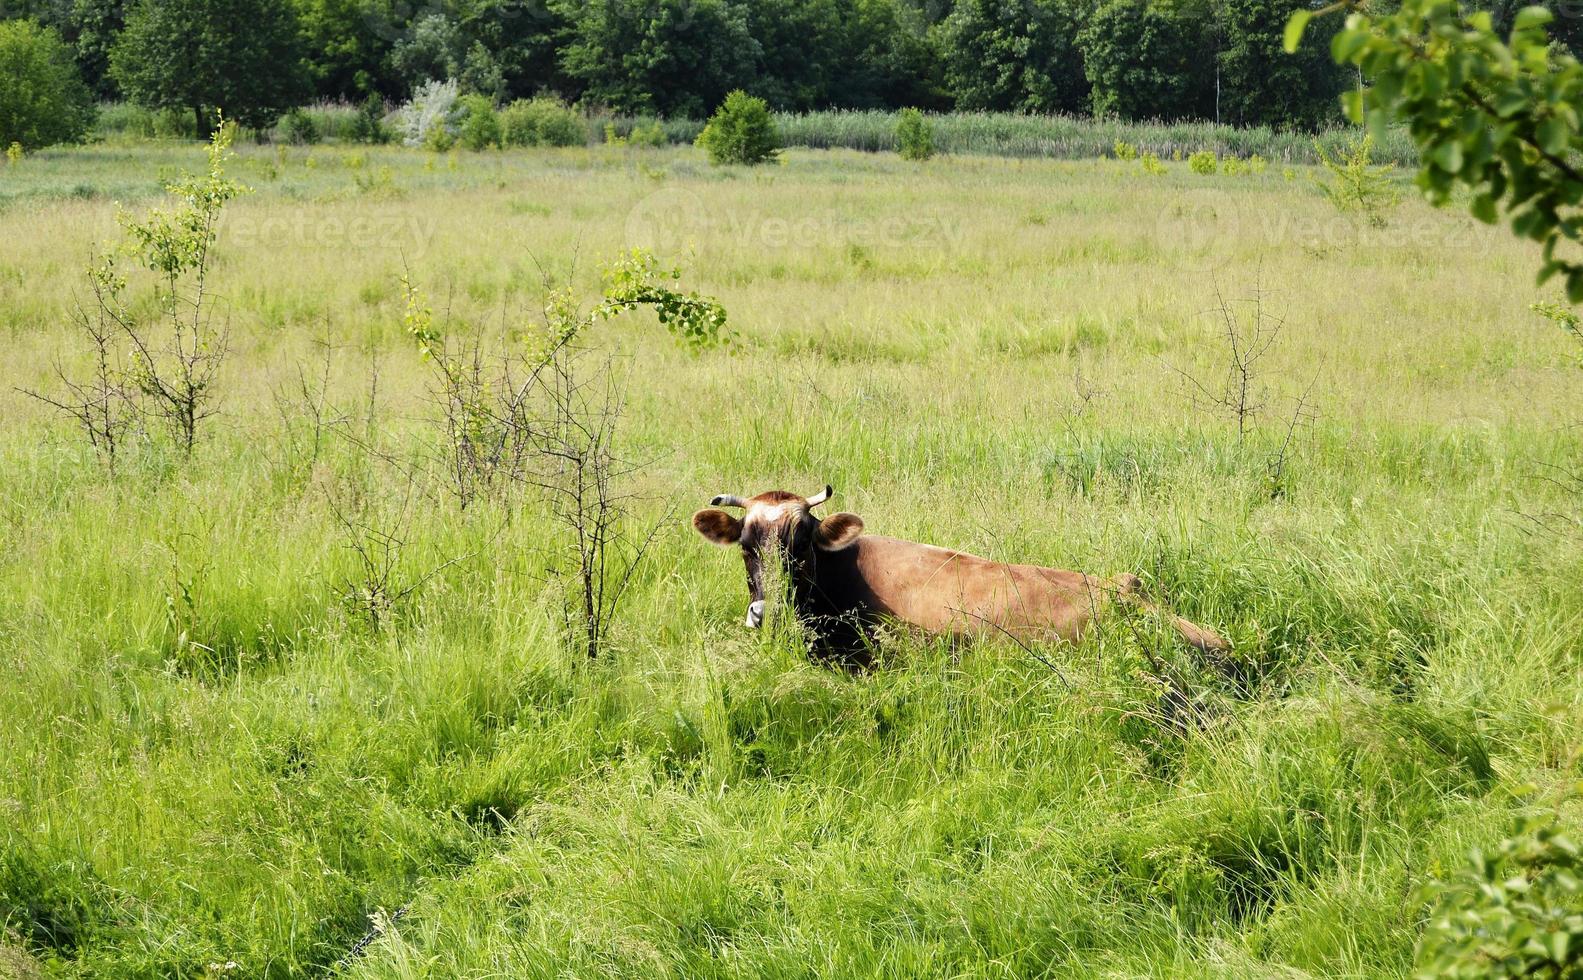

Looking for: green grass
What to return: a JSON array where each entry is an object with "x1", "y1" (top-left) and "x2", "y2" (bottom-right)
[
  {"x1": 84, "y1": 102, "x2": 1418, "y2": 166},
  {"x1": 0, "y1": 139, "x2": 1579, "y2": 977}
]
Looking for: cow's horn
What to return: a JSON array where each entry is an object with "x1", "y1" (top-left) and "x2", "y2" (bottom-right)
[
  {"x1": 709, "y1": 494, "x2": 748, "y2": 508},
  {"x1": 806, "y1": 485, "x2": 833, "y2": 507}
]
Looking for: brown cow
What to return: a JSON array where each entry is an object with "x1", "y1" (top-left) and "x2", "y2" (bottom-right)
[{"x1": 693, "y1": 485, "x2": 1228, "y2": 664}]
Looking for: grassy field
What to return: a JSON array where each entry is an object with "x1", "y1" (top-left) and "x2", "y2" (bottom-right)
[{"x1": 1, "y1": 139, "x2": 1580, "y2": 978}]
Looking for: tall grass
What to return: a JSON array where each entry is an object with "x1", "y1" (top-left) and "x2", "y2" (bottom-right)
[
  {"x1": 87, "y1": 102, "x2": 1416, "y2": 164},
  {"x1": 606, "y1": 108, "x2": 1418, "y2": 164},
  {"x1": 0, "y1": 141, "x2": 1575, "y2": 976}
]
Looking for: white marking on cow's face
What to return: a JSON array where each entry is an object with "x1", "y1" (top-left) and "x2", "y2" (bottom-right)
[
  {"x1": 749, "y1": 503, "x2": 788, "y2": 523},
  {"x1": 745, "y1": 600, "x2": 765, "y2": 629}
]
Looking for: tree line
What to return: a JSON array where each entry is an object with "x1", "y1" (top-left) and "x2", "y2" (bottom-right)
[{"x1": 2, "y1": 0, "x2": 1580, "y2": 142}]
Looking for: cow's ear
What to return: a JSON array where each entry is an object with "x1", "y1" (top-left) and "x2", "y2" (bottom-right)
[
  {"x1": 692, "y1": 509, "x2": 743, "y2": 545},
  {"x1": 815, "y1": 512, "x2": 864, "y2": 551}
]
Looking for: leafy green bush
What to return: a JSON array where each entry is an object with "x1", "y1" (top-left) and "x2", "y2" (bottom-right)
[
  {"x1": 1222, "y1": 156, "x2": 1247, "y2": 176},
  {"x1": 350, "y1": 93, "x2": 388, "y2": 145},
  {"x1": 1140, "y1": 152, "x2": 1166, "y2": 175},
  {"x1": 457, "y1": 94, "x2": 501, "y2": 151},
  {"x1": 1416, "y1": 797, "x2": 1583, "y2": 978},
  {"x1": 500, "y1": 96, "x2": 586, "y2": 148},
  {"x1": 1113, "y1": 139, "x2": 1137, "y2": 160},
  {"x1": 630, "y1": 120, "x2": 667, "y2": 148},
  {"x1": 696, "y1": 90, "x2": 779, "y2": 166},
  {"x1": 281, "y1": 108, "x2": 320, "y2": 145},
  {"x1": 0, "y1": 19, "x2": 95, "y2": 150},
  {"x1": 896, "y1": 108, "x2": 934, "y2": 161},
  {"x1": 424, "y1": 124, "x2": 455, "y2": 153},
  {"x1": 1315, "y1": 134, "x2": 1399, "y2": 228},
  {"x1": 1188, "y1": 150, "x2": 1217, "y2": 175}
]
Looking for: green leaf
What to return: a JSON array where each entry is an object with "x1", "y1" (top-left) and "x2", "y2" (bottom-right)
[
  {"x1": 1332, "y1": 29, "x2": 1368, "y2": 63},
  {"x1": 1284, "y1": 10, "x2": 1313, "y2": 54},
  {"x1": 1472, "y1": 193, "x2": 1498, "y2": 223},
  {"x1": 1432, "y1": 140, "x2": 1465, "y2": 173},
  {"x1": 1539, "y1": 117, "x2": 1570, "y2": 156},
  {"x1": 1514, "y1": 6, "x2": 1555, "y2": 31},
  {"x1": 1566, "y1": 270, "x2": 1583, "y2": 304}
]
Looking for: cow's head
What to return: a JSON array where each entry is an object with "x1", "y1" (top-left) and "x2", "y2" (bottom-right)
[{"x1": 692, "y1": 485, "x2": 864, "y2": 628}]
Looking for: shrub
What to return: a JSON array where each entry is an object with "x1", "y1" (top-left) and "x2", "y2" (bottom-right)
[
  {"x1": 500, "y1": 96, "x2": 586, "y2": 148},
  {"x1": 1416, "y1": 799, "x2": 1583, "y2": 978},
  {"x1": 1113, "y1": 139, "x2": 1137, "y2": 160},
  {"x1": 1222, "y1": 156, "x2": 1247, "y2": 176},
  {"x1": 6, "y1": 142, "x2": 22, "y2": 166},
  {"x1": 896, "y1": 108, "x2": 934, "y2": 161},
  {"x1": 281, "y1": 108, "x2": 320, "y2": 145},
  {"x1": 696, "y1": 90, "x2": 779, "y2": 166},
  {"x1": 630, "y1": 120, "x2": 667, "y2": 148},
  {"x1": 152, "y1": 107, "x2": 196, "y2": 140},
  {"x1": 457, "y1": 94, "x2": 501, "y2": 150},
  {"x1": 350, "y1": 93, "x2": 388, "y2": 144},
  {"x1": 1315, "y1": 133, "x2": 1399, "y2": 228},
  {"x1": 424, "y1": 124, "x2": 455, "y2": 153},
  {"x1": 395, "y1": 78, "x2": 461, "y2": 149},
  {"x1": 0, "y1": 19, "x2": 95, "y2": 150},
  {"x1": 1188, "y1": 150, "x2": 1217, "y2": 175},
  {"x1": 1248, "y1": 154, "x2": 1267, "y2": 174},
  {"x1": 1140, "y1": 152, "x2": 1166, "y2": 175}
]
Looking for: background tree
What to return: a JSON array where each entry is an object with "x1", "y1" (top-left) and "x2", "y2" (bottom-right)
[
  {"x1": 1217, "y1": 0, "x2": 1344, "y2": 128},
  {"x1": 0, "y1": 18, "x2": 94, "y2": 149},
  {"x1": 933, "y1": 0, "x2": 1090, "y2": 113},
  {"x1": 69, "y1": 0, "x2": 125, "y2": 98},
  {"x1": 112, "y1": 0, "x2": 309, "y2": 134},
  {"x1": 290, "y1": 0, "x2": 397, "y2": 99},
  {"x1": 1079, "y1": 0, "x2": 1215, "y2": 120},
  {"x1": 553, "y1": 0, "x2": 758, "y2": 117},
  {"x1": 745, "y1": 0, "x2": 941, "y2": 111},
  {"x1": 388, "y1": 11, "x2": 462, "y2": 93}
]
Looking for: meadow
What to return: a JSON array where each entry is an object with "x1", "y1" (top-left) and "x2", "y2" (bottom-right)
[{"x1": 1, "y1": 137, "x2": 1580, "y2": 977}]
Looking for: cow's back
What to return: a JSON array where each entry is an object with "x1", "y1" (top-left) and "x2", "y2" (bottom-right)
[{"x1": 847, "y1": 535, "x2": 1101, "y2": 641}]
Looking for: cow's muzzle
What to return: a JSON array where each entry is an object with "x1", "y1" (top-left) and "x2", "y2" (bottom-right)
[{"x1": 745, "y1": 600, "x2": 766, "y2": 629}]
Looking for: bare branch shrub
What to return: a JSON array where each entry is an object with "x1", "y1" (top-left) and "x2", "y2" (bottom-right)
[
  {"x1": 527, "y1": 317, "x2": 671, "y2": 661},
  {"x1": 327, "y1": 476, "x2": 471, "y2": 633},
  {"x1": 19, "y1": 270, "x2": 140, "y2": 468},
  {"x1": 272, "y1": 331, "x2": 343, "y2": 478},
  {"x1": 23, "y1": 121, "x2": 244, "y2": 460},
  {"x1": 395, "y1": 249, "x2": 722, "y2": 657},
  {"x1": 1264, "y1": 375, "x2": 1320, "y2": 501},
  {"x1": 1171, "y1": 277, "x2": 1285, "y2": 443}
]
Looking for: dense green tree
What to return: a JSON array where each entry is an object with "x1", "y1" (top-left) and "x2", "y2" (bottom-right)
[
  {"x1": 933, "y1": 0, "x2": 1090, "y2": 113},
  {"x1": 388, "y1": 10, "x2": 461, "y2": 90},
  {"x1": 554, "y1": 0, "x2": 757, "y2": 116},
  {"x1": 453, "y1": 0, "x2": 569, "y2": 100},
  {"x1": 291, "y1": 0, "x2": 397, "y2": 98},
  {"x1": 0, "y1": 18, "x2": 94, "y2": 148},
  {"x1": 1216, "y1": 0, "x2": 1344, "y2": 128},
  {"x1": 0, "y1": 1, "x2": 71, "y2": 30},
  {"x1": 1079, "y1": 0, "x2": 1215, "y2": 120},
  {"x1": 746, "y1": 0, "x2": 941, "y2": 110},
  {"x1": 70, "y1": 0, "x2": 124, "y2": 98},
  {"x1": 112, "y1": 0, "x2": 309, "y2": 133}
]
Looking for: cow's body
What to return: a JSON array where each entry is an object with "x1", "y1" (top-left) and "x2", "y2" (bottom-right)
[{"x1": 693, "y1": 486, "x2": 1228, "y2": 664}]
